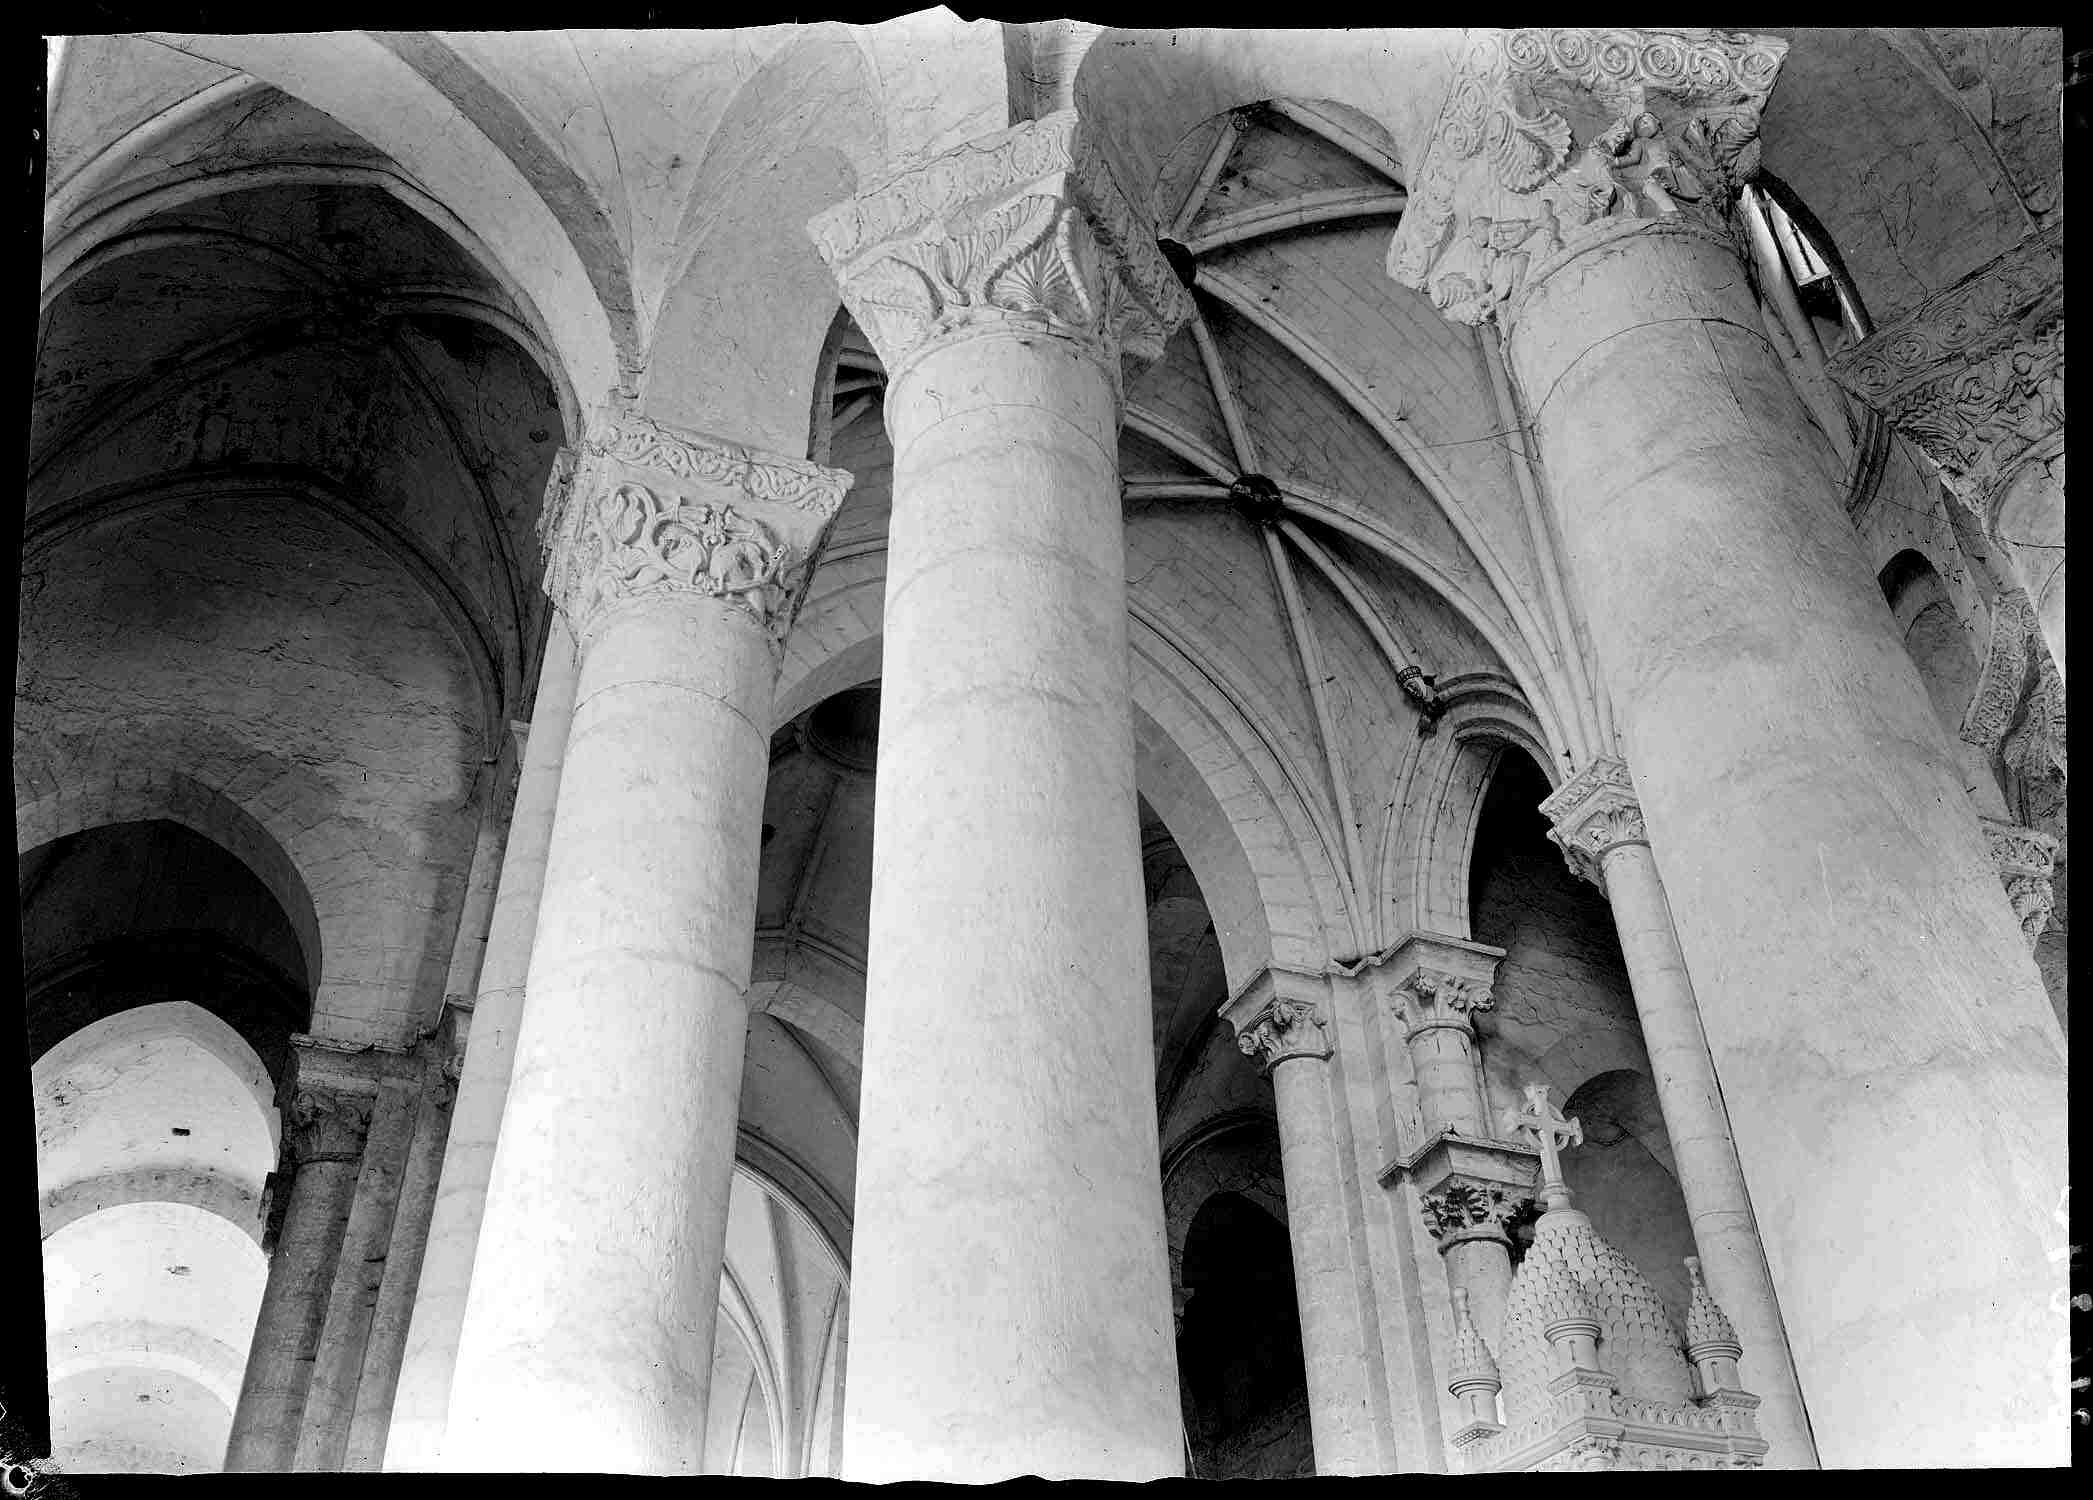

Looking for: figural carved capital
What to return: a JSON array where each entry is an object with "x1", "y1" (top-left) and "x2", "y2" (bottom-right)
[
  {"x1": 808, "y1": 109, "x2": 1193, "y2": 387},
  {"x1": 1220, "y1": 965, "x2": 1334, "y2": 1073},
  {"x1": 538, "y1": 410, "x2": 851, "y2": 655},
  {"x1": 1387, "y1": 27, "x2": 1787, "y2": 328},
  {"x1": 1538, "y1": 756, "x2": 1648, "y2": 890},
  {"x1": 284, "y1": 1083, "x2": 374, "y2": 1165},
  {"x1": 1979, "y1": 815, "x2": 2060, "y2": 948},
  {"x1": 1827, "y1": 224, "x2": 2064, "y2": 525}
]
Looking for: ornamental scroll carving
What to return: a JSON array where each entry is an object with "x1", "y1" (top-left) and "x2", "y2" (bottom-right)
[
  {"x1": 1538, "y1": 756, "x2": 1648, "y2": 889},
  {"x1": 540, "y1": 412, "x2": 850, "y2": 652},
  {"x1": 1960, "y1": 590, "x2": 2067, "y2": 839},
  {"x1": 1235, "y1": 996, "x2": 1332, "y2": 1070},
  {"x1": 1828, "y1": 225, "x2": 2064, "y2": 524},
  {"x1": 285, "y1": 1086, "x2": 374, "y2": 1164},
  {"x1": 808, "y1": 109, "x2": 1193, "y2": 379},
  {"x1": 1388, "y1": 28, "x2": 1787, "y2": 327}
]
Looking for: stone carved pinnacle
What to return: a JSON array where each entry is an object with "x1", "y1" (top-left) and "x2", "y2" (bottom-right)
[
  {"x1": 1234, "y1": 996, "x2": 1332, "y2": 1071},
  {"x1": 807, "y1": 109, "x2": 1193, "y2": 382},
  {"x1": 1538, "y1": 755, "x2": 1648, "y2": 889},
  {"x1": 1683, "y1": 1257, "x2": 1742, "y2": 1361},
  {"x1": 1387, "y1": 28, "x2": 1788, "y2": 327},
  {"x1": 539, "y1": 410, "x2": 851, "y2": 654}
]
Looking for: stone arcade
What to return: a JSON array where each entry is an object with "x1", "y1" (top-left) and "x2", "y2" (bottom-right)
[{"x1": 22, "y1": 20, "x2": 2068, "y2": 1478}]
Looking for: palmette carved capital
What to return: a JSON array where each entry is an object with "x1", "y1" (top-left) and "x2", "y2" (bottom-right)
[
  {"x1": 1388, "y1": 27, "x2": 1786, "y2": 327},
  {"x1": 1979, "y1": 815, "x2": 2059, "y2": 947},
  {"x1": 539, "y1": 410, "x2": 851, "y2": 654},
  {"x1": 807, "y1": 110, "x2": 1193, "y2": 385},
  {"x1": 1538, "y1": 756, "x2": 1648, "y2": 889},
  {"x1": 1828, "y1": 225, "x2": 2063, "y2": 524},
  {"x1": 1233, "y1": 996, "x2": 1332, "y2": 1071}
]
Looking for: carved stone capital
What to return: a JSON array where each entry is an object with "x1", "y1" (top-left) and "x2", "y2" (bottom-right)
[
  {"x1": 1388, "y1": 27, "x2": 1787, "y2": 327},
  {"x1": 539, "y1": 410, "x2": 851, "y2": 654},
  {"x1": 1538, "y1": 756, "x2": 1647, "y2": 890},
  {"x1": 1220, "y1": 964, "x2": 1334, "y2": 1072},
  {"x1": 808, "y1": 109, "x2": 1193, "y2": 385},
  {"x1": 1827, "y1": 225, "x2": 2064, "y2": 524},
  {"x1": 283, "y1": 1083, "x2": 374, "y2": 1164},
  {"x1": 1234, "y1": 997, "x2": 1332, "y2": 1072},
  {"x1": 1420, "y1": 1176, "x2": 1531, "y2": 1245},
  {"x1": 1979, "y1": 815, "x2": 2060, "y2": 948},
  {"x1": 1375, "y1": 932, "x2": 1506, "y2": 1044}
]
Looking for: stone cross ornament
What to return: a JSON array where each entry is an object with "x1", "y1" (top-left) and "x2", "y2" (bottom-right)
[{"x1": 1501, "y1": 1081, "x2": 1582, "y2": 1211}]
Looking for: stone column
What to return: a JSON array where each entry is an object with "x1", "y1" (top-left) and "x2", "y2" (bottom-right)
[
  {"x1": 344, "y1": 1012, "x2": 466, "y2": 1470},
  {"x1": 440, "y1": 414, "x2": 848, "y2": 1473},
  {"x1": 385, "y1": 614, "x2": 582, "y2": 1471},
  {"x1": 1220, "y1": 968, "x2": 1379, "y2": 1476},
  {"x1": 1540, "y1": 756, "x2": 1817, "y2": 1468},
  {"x1": 808, "y1": 109, "x2": 1193, "y2": 1482},
  {"x1": 292, "y1": 1045, "x2": 424, "y2": 1470},
  {"x1": 1826, "y1": 224, "x2": 2065, "y2": 679},
  {"x1": 1375, "y1": 932, "x2": 1533, "y2": 1349},
  {"x1": 1389, "y1": 27, "x2": 2069, "y2": 1466},
  {"x1": 224, "y1": 1046, "x2": 377, "y2": 1472}
]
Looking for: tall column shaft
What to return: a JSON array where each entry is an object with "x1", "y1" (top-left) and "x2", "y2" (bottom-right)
[
  {"x1": 810, "y1": 110, "x2": 1193, "y2": 1483},
  {"x1": 1511, "y1": 219, "x2": 2067, "y2": 1467},
  {"x1": 224, "y1": 1069, "x2": 373, "y2": 1472},
  {"x1": 345, "y1": 1027, "x2": 461, "y2": 1470},
  {"x1": 1390, "y1": 32, "x2": 2067, "y2": 1460},
  {"x1": 1224, "y1": 978, "x2": 1381, "y2": 1475},
  {"x1": 385, "y1": 621, "x2": 581, "y2": 1471},
  {"x1": 441, "y1": 419, "x2": 848, "y2": 1473},
  {"x1": 1541, "y1": 756, "x2": 1817, "y2": 1467},
  {"x1": 293, "y1": 1065, "x2": 422, "y2": 1470}
]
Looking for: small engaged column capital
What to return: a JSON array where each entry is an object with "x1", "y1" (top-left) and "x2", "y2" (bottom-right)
[
  {"x1": 1979, "y1": 815, "x2": 2060, "y2": 949},
  {"x1": 1538, "y1": 755, "x2": 1648, "y2": 890},
  {"x1": 538, "y1": 409, "x2": 852, "y2": 656},
  {"x1": 807, "y1": 109, "x2": 1194, "y2": 389},
  {"x1": 1386, "y1": 27, "x2": 1787, "y2": 329},
  {"x1": 1220, "y1": 965, "x2": 1334, "y2": 1072},
  {"x1": 1376, "y1": 933, "x2": 1505, "y2": 1038}
]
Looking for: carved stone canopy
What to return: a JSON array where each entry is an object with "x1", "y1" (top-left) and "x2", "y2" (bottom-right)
[
  {"x1": 538, "y1": 409, "x2": 851, "y2": 654},
  {"x1": 1828, "y1": 224, "x2": 2064, "y2": 527},
  {"x1": 1388, "y1": 28, "x2": 1788, "y2": 328},
  {"x1": 1537, "y1": 756, "x2": 1648, "y2": 891},
  {"x1": 1219, "y1": 964, "x2": 1334, "y2": 1072},
  {"x1": 807, "y1": 109, "x2": 1194, "y2": 384}
]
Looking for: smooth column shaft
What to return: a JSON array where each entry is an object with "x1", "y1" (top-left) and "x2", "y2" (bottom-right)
[
  {"x1": 844, "y1": 331, "x2": 1179, "y2": 1481},
  {"x1": 1269, "y1": 1057, "x2": 1378, "y2": 1475},
  {"x1": 386, "y1": 626, "x2": 580, "y2": 1471},
  {"x1": 1599, "y1": 841, "x2": 1817, "y2": 1468},
  {"x1": 1511, "y1": 223, "x2": 2068, "y2": 1467},
  {"x1": 443, "y1": 599, "x2": 773, "y2": 1473},
  {"x1": 224, "y1": 1156, "x2": 361, "y2": 1471}
]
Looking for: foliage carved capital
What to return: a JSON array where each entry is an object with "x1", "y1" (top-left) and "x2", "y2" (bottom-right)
[
  {"x1": 1979, "y1": 815, "x2": 2060, "y2": 948},
  {"x1": 539, "y1": 411, "x2": 851, "y2": 655},
  {"x1": 1538, "y1": 756, "x2": 1648, "y2": 890},
  {"x1": 1232, "y1": 995, "x2": 1333, "y2": 1071},
  {"x1": 1387, "y1": 27, "x2": 1787, "y2": 327},
  {"x1": 808, "y1": 110, "x2": 1193, "y2": 385}
]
